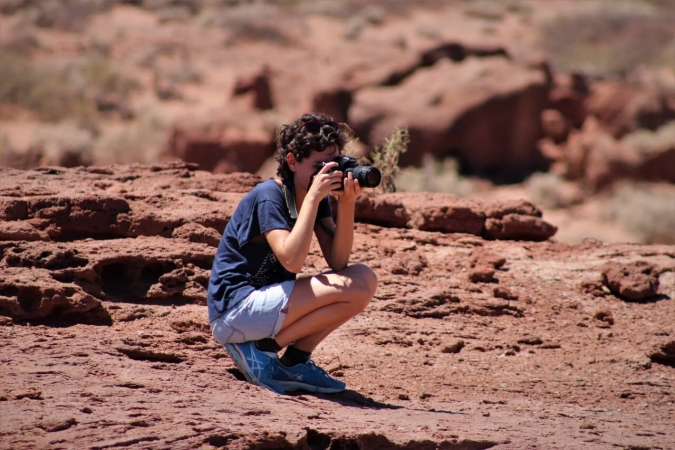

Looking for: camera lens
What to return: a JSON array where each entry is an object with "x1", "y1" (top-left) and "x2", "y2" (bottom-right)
[{"x1": 351, "y1": 166, "x2": 381, "y2": 188}]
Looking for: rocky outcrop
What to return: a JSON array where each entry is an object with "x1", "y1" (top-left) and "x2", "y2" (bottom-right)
[
  {"x1": 0, "y1": 267, "x2": 107, "y2": 324},
  {"x1": 355, "y1": 192, "x2": 556, "y2": 241},
  {"x1": 161, "y1": 118, "x2": 276, "y2": 174},
  {"x1": 349, "y1": 57, "x2": 550, "y2": 181},
  {"x1": 1, "y1": 163, "x2": 557, "y2": 246},
  {"x1": 540, "y1": 116, "x2": 675, "y2": 190},
  {"x1": 0, "y1": 162, "x2": 558, "y2": 322},
  {"x1": 586, "y1": 80, "x2": 675, "y2": 139}
]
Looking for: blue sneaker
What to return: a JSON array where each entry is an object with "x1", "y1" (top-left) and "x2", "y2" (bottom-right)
[
  {"x1": 273, "y1": 359, "x2": 346, "y2": 394},
  {"x1": 224, "y1": 342, "x2": 286, "y2": 394}
]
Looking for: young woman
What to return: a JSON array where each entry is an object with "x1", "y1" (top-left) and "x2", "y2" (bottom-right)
[{"x1": 207, "y1": 113, "x2": 377, "y2": 394}]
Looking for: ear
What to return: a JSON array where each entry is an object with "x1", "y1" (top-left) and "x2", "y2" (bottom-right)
[{"x1": 286, "y1": 153, "x2": 298, "y2": 172}]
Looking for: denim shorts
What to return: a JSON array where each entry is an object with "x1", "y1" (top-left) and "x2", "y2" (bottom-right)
[{"x1": 210, "y1": 280, "x2": 294, "y2": 345}]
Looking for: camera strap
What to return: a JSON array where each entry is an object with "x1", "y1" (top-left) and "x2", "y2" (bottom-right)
[
  {"x1": 281, "y1": 178, "x2": 334, "y2": 237},
  {"x1": 282, "y1": 178, "x2": 298, "y2": 220}
]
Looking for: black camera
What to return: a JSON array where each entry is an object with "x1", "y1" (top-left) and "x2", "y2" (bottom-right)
[{"x1": 311, "y1": 155, "x2": 381, "y2": 190}]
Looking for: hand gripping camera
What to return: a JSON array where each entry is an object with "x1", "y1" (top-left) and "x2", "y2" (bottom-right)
[{"x1": 311, "y1": 155, "x2": 381, "y2": 191}]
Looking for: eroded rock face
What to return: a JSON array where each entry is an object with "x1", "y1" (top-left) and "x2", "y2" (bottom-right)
[
  {"x1": 349, "y1": 57, "x2": 550, "y2": 180},
  {"x1": 0, "y1": 163, "x2": 674, "y2": 450},
  {"x1": 0, "y1": 267, "x2": 107, "y2": 324},
  {"x1": 356, "y1": 193, "x2": 557, "y2": 241},
  {"x1": 0, "y1": 162, "x2": 556, "y2": 323},
  {"x1": 161, "y1": 119, "x2": 275, "y2": 175},
  {"x1": 587, "y1": 80, "x2": 675, "y2": 139},
  {"x1": 0, "y1": 238, "x2": 213, "y2": 320}
]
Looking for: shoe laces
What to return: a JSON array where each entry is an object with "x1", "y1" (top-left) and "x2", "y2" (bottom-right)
[
  {"x1": 306, "y1": 359, "x2": 327, "y2": 375},
  {"x1": 306, "y1": 359, "x2": 336, "y2": 390}
]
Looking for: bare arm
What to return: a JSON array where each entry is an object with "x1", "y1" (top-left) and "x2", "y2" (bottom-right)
[
  {"x1": 265, "y1": 164, "x2": 342, "y2": 273},
  {"x1": 315, "y1": 172, "x2": 361, "y2": 271}
]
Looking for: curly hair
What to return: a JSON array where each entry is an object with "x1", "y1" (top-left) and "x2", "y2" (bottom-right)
[{"x1": 275, "y1": 112, "x2": 354, "y2": 181}]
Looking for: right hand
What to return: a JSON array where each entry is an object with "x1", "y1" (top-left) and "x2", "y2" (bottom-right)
[{"x1": 309, "y1": 162, "x2": 342, "y2": 198}]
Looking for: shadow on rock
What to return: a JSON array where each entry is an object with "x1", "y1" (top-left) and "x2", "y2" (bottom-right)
[{"x1": 300, "y1": 389, "x2": 402, "y2": 410}]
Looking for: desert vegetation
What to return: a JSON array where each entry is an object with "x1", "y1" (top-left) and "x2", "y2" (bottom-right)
[
  {"x1": 1, "y1": 0, "x2": 674, "y2": 245},
  {"x1": 539, "y1": 0, "x2": 675, "y2": 79}
]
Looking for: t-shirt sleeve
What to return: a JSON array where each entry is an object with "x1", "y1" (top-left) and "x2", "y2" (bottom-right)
[{"x1": 257, "y1": 199, "x2": 292, "y2": 234}]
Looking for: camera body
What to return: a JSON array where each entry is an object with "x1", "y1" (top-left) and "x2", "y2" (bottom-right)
[{"x1": 311, "y1": 155, "x2": 381, "y2": 190}]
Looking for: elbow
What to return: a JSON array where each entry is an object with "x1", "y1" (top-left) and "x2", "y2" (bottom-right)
[
  {"x1": 288, "y1": 264, "x2": 303, "y2": 274},
  {"x1": 281, "y1": 259, "x2": 303, "y2": 274}
]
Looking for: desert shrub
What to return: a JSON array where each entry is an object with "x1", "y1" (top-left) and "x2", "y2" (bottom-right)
[
  {"x1": 0, "y1": 135, "x2": 16, "y2": 167},
  {"x1": 0, "y1": 51, "x2": 138, "y2": 121},
  {"x1": 296, "y1": 0, "x2": 446, "y2": 20},
  {"x1": 93, "y1": 106, "x2": 169, "y2": 165},
  {"x1": 29, "y1": 122, "x2": 96, "y2": 167},
  {"x1": 1, "y1": 0, "x2": 114, "y2": 31},
  {"x1": 158, "y1": 61, "x2": 203, "y2": 85},
  {"x1": 198, "y1": 3, "x2": 295, "y2": 45},
  {"x1": 526, "y1": 172, "x2": 568, "y2": 209},
  {"x1": 539, "y1": 2, "x2": 675, "y2": 79},
  {"x1": 622, "y1": 121, "x2": 675, "y2": 154},
  {"x1": 365, "y1": 127, "x2": 409, "y2": 193},
  {"x1": 0, "y1": 51, "x2": 72, "y2": 120},
  {"x1": 396, "y1": 154, "x2": 474, "y2": 197},
  {"x1": 601, "y1": 182, "x2": 675, "y2": 244},
  {"x1": 462, "y1": 0, "x2": 506, "y2": 22}
]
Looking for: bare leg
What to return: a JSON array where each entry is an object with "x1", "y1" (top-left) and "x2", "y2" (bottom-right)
[{"x1": 274, "y1": 263, "x2": 377, "y2": 351}]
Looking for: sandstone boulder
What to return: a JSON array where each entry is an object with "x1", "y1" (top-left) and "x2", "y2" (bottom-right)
[
  {"x1": 586, "y1": 80, "x2": 675, "y2": 139},
  {"x1": 349, "y1": 56, "x2": 550, "y2": 181}
]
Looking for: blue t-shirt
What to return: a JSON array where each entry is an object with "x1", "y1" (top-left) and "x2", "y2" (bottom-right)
[{"x1": 207, "y1": 179, "x2": 332, "y2": 322}]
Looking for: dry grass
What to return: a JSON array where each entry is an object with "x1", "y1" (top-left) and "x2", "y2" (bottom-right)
[
  {"x1": 539, "y1": 1, "x2": 675, "y2": 79},
  {"x1": 198, "y1": 3, "x2": 296, "y2": 45},
  {"x1": 196, "y1": 0, "x2": 449, "y2": 44},
  {"x1": 296, "y1": 0, "x2": 448, "y2": 20},
  {"x1": 0, "y1": 51, "x2": 138, "y2": 122},
  {"x1": 93, "y1": 106, "x2": 169, "y2": 165},
  {"x1": 462, "y1": 0, "x2": 506, "y2": 21},
  {"x1": 396, "y1": 154, "x2": 475, "y2": 197},
  {"x1": 29, "y1": 121, "x2": 96, "y2": 167},
  {"x1": 622, "y1": 121, "x2": 675, "y2": 155},
  {"x1": 600, "y1": 182, "x2": 675, "y2": 244},
  {"x1": 1, "y1": 0, "x2": 113, "y2": 31},
  {"x1": 526, "y1": 172, "x2": 569, "y2": 209}
]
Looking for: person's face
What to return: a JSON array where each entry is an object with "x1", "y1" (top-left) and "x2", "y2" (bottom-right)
[{"x1": 287, "y1": 145, "x2": 339, "y2": 191}]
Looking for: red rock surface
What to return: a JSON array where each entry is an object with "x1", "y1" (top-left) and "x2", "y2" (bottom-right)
[{"x1": 1, "y1": 164, "x2": 674, "y2": 449}]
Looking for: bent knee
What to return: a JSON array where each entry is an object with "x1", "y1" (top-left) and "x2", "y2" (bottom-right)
[
  {"x1": 351, "y1": 263, "x2": 377, "y2": 295},
  {"x1": 344, "y1": 264, "x2": 377, "y2": 309},
  {"x1": 343, "y1": 263, "x2": 377, "y2": 297}
]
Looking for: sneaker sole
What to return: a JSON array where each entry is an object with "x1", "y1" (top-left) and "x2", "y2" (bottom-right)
[
  {"x1": 224, "y1": 344, "x2": 286, "y2": 395},
  {"x1": 224, "y1": 343, "x2": 258, "y2": 385}
]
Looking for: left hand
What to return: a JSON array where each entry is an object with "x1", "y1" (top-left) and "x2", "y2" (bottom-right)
[{"x1": 332, "y1": 172, "x2": 362, "y2": 204}]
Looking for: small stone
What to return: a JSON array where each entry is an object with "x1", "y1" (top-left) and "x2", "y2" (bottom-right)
[{"x1": 441, "y1": 340, "x2": 465, "y2": 354}]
